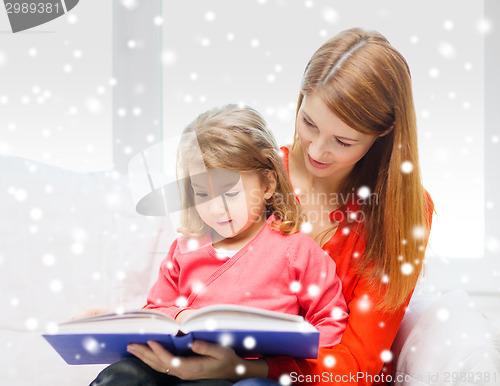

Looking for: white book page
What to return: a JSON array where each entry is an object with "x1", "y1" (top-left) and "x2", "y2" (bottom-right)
[
  {"x1": 181, "y1": 305, "x2": 316, "y2": 333},
  {"x1": 56, "y1": 310, "x2": 178, "y2": 335}
]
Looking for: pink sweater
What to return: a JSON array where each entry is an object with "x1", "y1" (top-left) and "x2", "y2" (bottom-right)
[{"x1": 146, "y1": 216, "x2": 347, "y2": 347}]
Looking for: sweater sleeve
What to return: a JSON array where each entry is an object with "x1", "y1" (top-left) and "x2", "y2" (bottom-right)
[
  {"x1": 290, "y1": 235, "x2": 348, "y2": 348},
  {"x1": 144, "y1": 239, "x2": 188, "y2": 319}
]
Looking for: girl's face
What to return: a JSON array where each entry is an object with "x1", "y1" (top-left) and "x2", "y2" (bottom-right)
[
  {"x1": 190, "y1": 169, "x2": 272, "y2": 246},
  {"x1": 296, "y1": 93, "x2": 378, "y2": 180}
]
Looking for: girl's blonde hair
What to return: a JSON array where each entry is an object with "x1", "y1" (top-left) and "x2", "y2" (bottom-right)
[
  {"x1": 294, "y1": 28, "x2": 433, "y2": 313},
  {"x1": 178, "y1": 104, "x2": 303, "y2": 238}
]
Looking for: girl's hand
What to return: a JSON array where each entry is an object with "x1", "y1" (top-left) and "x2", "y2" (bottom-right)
[
  {"x1": 126, "y1": 340, "x2": 269, "y2": 381},
  {"x1": 174, "y1": 309, "x2": 197, "y2": 324}
]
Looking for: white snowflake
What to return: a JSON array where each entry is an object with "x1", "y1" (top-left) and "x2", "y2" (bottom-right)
[
  {"x1": 438, "y1": 42, "x2": 456, "y2": 59},
  {"x1": 45, "y1": 322, "x2": 59, "y2": 334},
  {"x1": 120, "y1": 0, "x2": 138, "y2": 10},
  {"x1": 205, "y1": 11, "x2": 215, "y2": 22},
  {"x1": 235, "y1": 364, "x2": 246, "y2": 375},
  {"x1": 443, "y1": 20, "x2": 454, "y2": 30},
  {"x1": 429, "y1": 68, "x2": 439, "y2": 78},
  {"x1": 357, "y1": 186, "x2": 370, "y2": 199},
  {"x1": 401, "y1": 161, "x2": 414, "y2": 174},
  {"x1": 279, "y1": 374, "x2": 292, "y2": 385},
  {"x1": 477, "y1": 18, "x2": 492, "y2": 35},
  {"x1": 358, "y1": 295, "x2": 371, "y2": 311},
  {"x1": 71, "y1": 243, "x2": 85, "y2": 255},
  {"x1": 153, "y1": 16, "x2": 163, "y2": 26},
  {"x1": 289, "y1": 281, "x2": 301, "y2": 293},
  {"x1": 331, "y1": 307, "x2": 345, "y2": 320},
  {"x1": 243, "y1": 336, "x2": 257, "y2": 349},
  {"x1": 300, "y1": 222, "x2": 312, "y2": 234},
  {"x1": 380, "y1": 350, "x2": 393, "y2": 362},
  {"x1": 50, "y1": 280, "x2": 63, "y2": 293},
  {"x1": 437, "y1": 308, "x2": 450, "y2": 321},
  {"x1": 323, "y1": 355, "x2": 336, "y2": 367},
  {"x1": 175, "y1": 296, "x2": 188, "y2": 307},
  {"x1": 401, "y1": 263, "x2": 413, "y2": 275},
  {"x1": 219, "y1": 333, "x2": 234, "y2": 347},
  {"x1": 43, "y1": 253, "x2": 56, "y2": 266},
  {"x1": 83, "y1": 337, "x2": 100, "y2": 354},
  {"x1": 321, "y1": 7, "x2": 339, "y2": 24},
  {"x1": 307, "y1": 284, "x2": 320, "y2": 297},
  {"x1": 204, "y1": 318, "x2": 218, "y2": 331},
  {"x1": 25, "y1": 317, "x2": 38, "y2": 331},
  {"x1": 162, "y1": 50, "x2": 177, "y2": 66},
  {"x1": 187, "y1": 238, "x2": 199, "y2": 251}
]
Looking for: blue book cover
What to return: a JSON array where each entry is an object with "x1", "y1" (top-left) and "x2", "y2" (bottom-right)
[{"x1": 43, "y1": 305, "x2": 319, "y2": 365}]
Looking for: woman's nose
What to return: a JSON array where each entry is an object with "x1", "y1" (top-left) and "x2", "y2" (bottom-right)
[{"x1": 309, "y1": 138, "x2": 328, "y2": 160}]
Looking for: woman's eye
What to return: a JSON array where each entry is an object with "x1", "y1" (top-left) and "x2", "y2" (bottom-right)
[
  {"x1": 224, "y1": 191, "x2": 239, "y2": 198},
  {"x1": 302, "y1": 117, "x2": 316, "y2": 129},
  {"x1": 336, "y1": 138, "x2": 352, "y2": 148}
]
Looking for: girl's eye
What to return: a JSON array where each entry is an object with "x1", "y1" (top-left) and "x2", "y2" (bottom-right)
[
  {"x1": 224, "y1": 191, "x2": 239, "y2": 198},
  {"x1": 336, "y1": 138, "x2": 352, "y2": 148},
  {"x1": 194, "y1": 192, "x2": 208, "y2": 198}
]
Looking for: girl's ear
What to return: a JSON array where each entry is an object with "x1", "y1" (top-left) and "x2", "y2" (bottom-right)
[
  {"x1": 379, "y1": 123, "x2": 394, "y2": 137},
  {"x1": 264, "y1": 170, "x2": 277, "y2": 200}
]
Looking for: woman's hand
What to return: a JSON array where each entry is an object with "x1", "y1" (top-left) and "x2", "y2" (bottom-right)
[{"x1": 126, "y1": 340, "x2": 269, "y2": 381}]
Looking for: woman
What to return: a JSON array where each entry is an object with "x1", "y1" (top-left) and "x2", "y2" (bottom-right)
[{"x1": 109, "y1": 28, "x2": 433, "y2": 385}]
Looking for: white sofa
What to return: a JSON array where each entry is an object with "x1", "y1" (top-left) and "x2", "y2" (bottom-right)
[{"x1": 1, "y1": 155, "x2": 499, "y2": 385}]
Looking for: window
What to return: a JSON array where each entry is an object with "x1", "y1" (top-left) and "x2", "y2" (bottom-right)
[
  {"x1": 161, "y1": 1, "x2": 500, "y2": 293},
  {"x1": 0, "y1": 1, "x2": 113, "y2": 172}
]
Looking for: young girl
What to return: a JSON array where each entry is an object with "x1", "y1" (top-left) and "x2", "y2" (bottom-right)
[{"x1": 91, "y1": 104, "x2": 348, "y2": 385}]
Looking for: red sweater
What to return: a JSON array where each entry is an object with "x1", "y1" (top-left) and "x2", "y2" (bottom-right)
[
  {"x1": 145, "y1": 216, "x2": 348, "y2": 348},
  {"x1": 264, "y1": 147, "x2": 434, "y2": 385}
]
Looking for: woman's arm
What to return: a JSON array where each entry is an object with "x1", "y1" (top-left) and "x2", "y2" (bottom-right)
[
  {"x1": 264, "y1": 277, "x2": 411, "y2": 385},
  {"x1": 264, "y1": 194, "x2": 434, "y2": 385}
]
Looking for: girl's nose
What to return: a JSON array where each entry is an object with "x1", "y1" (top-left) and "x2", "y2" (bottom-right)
[{"x1": 208, "y1": 196, "x2": 227, "y2": 216}]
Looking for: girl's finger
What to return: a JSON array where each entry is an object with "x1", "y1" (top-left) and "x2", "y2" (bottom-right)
[
  {"x1": 147, "y1": 340, "x2": 176, "y2": 362},
  {"x1": 127, "y1": 344, "x2": 162, "y2": 370},
  {"x1": 190, "y1": 339, "x2": 231, "y2": 360}
]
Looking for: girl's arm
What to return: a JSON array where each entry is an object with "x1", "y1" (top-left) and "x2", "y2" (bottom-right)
[
  {"x1": 144, "y1": 239, "x2": 189, "y2": 320},
  {"x1": 291, "y1": 234, "x2": 348, "y2": 348}
]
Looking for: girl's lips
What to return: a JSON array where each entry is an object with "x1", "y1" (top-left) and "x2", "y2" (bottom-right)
[
  {"x1": 308, "y1": 154, "x2": 332, "y2": 169},
  {"x1": 217, "y1": 220, "x2": 233, "y2": 226}
]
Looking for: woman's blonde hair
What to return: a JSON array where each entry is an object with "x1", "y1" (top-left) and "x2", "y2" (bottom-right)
[
  {"x1": 178, "y1": 104, "x2": 303, "y2": 238},
  {"x1": 293, "y1": 28, "x2": 433, "y2": 313}
]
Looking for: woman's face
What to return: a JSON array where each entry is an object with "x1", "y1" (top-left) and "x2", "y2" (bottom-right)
[{"x1": 296, "y1": 93, "x2": 378, "y2": 180}]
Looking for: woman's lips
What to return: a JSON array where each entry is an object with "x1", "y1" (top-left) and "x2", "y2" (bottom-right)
[{"x1": 308, "y1": 154, "x2": 332, "y2": 169}]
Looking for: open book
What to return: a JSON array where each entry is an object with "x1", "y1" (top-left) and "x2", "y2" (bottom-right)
[{"x1": 43, "y1": 304, "x2": 320, "y2": 365}]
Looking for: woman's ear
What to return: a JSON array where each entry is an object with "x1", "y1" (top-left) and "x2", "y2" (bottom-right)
[{"x1": 264, "y1": 170, "x2": 277, "y2": 200}]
